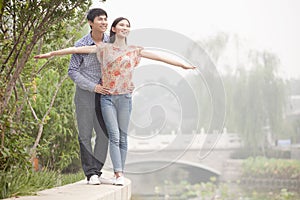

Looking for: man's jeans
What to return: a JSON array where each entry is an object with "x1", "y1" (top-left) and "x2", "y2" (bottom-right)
[
  {"x1": 75, "y1": 86, "x2": 108, "y2": 179},
  {"x1": 101, "y1": 94, "x2": 132, "y2": 172}
]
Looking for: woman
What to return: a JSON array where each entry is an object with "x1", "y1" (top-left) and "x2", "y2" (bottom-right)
[{"x1": 35, "y1": 17, "x2": 196, "y2": 186}]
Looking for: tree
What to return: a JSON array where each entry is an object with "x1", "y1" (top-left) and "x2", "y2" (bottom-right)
[
  {"x1": 1, "y1": 0, "x2": 91, "y2": 171},
  {"x1": 1, "y1": 0, "x2": 89, "y2": 116},
  {"x1": 192, "y1": 33, "x2": 287, "y2": 156}
]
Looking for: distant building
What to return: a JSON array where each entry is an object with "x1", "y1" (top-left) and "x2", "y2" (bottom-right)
[{"x1": 286, "y1": 95, "x2": 300, "y2": 118}]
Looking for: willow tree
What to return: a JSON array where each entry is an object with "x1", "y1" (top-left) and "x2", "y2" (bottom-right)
[
  {"x1": 229, "y1": 50, "x2": 287, "y2": 156},
  {"x1": 193, "y1": 33, "x2": 287, "y2": 156}
]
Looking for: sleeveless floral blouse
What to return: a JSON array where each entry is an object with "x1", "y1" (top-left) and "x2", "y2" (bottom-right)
[{"x1": 97, "y1": 43, "x2": 143, "y2": 94}]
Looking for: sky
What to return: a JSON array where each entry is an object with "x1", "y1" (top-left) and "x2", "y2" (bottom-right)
[{"x1": 91, "y1": 0, "x2": 300, "y2": 79}]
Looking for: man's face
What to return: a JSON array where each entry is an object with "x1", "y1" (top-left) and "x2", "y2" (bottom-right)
[{"x1": 89, "y1": 15, "x2": 108, "y2": 33}]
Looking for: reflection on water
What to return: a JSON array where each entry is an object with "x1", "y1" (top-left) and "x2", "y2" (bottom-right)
[
  {"x1": 125, "y1": 161, "x2": 219, "y2": 199},
  {"x1": 126, "y1": 161, "x2": 300, "y2": 200}
]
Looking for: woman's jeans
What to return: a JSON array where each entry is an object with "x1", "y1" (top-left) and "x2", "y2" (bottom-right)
[{"x1": 101, "y1": 93, "x2": 132, "y2": 173}]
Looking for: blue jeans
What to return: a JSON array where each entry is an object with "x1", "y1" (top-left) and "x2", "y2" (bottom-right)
[{"x1": 101, "y1": 94, "x2": 132, "y2": 172}]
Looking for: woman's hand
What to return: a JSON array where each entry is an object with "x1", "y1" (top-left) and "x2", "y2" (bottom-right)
[
  {"x1": 181, "y1": 64, "x2": 197, "y2": 70},
  {"x1": 34, "y1": 52, "x2": 53, "y2": 59}
]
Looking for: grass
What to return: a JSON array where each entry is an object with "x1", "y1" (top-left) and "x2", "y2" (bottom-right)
[{"x1": 0, "y1": 168, "x2": 85, "y2": 199}]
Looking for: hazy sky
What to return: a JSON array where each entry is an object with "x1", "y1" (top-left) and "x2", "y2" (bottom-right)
[{"x1": 92, "y1": 0, "x2": 300, "y2": 79}]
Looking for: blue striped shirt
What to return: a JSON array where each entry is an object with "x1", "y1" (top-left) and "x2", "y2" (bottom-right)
[{"x1": 68, "y1": 32, "x2": 110, "y2": 92}]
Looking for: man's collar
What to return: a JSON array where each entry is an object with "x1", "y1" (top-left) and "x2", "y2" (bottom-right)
[
  {"x1": 89, "y1": 31, "x2": 110, "y2": 44},
  {"x1": 86, "y1": 32, "x2": 95, "y2": 45}
]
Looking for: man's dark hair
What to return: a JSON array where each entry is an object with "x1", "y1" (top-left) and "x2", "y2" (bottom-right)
[{"x1": 87, "y1": 8, "x2": 107, "y2": 23}]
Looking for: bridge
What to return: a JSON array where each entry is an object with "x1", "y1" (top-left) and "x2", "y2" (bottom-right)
[
  {"x1": 126, "y1": 132, "x2": 242, "y2": 171},
  {"x1": 102, "y1": 132, "x2": 244, "y2": 198}
]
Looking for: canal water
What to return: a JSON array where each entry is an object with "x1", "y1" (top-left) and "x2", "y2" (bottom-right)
[
  {"x1": 125, "y1": 160, "x2": 219, "y2": 199},
  {"x1": 125, "y1": 161, "x2": 300, "y2": 200}
]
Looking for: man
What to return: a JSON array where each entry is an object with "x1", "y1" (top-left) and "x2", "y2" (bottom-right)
[{"x1": 68, "y1": 8, "x2": 110, "y2": 185}]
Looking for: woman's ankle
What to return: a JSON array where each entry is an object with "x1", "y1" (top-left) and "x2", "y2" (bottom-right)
[{"x1": 114, "y1": 171, "x2": 123, "y2": 178}]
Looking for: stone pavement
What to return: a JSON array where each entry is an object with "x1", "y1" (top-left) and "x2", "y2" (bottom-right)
[{"x1": 4, "y1": 171, "x2": 131, "y2": 200}]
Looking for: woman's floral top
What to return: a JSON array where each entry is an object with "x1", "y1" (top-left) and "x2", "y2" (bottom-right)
[{"x1": 97, "y1": 43, "x2": 143, "y2": 94}]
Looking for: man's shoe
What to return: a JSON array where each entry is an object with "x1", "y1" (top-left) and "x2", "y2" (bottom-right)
[
  {"x1": 99, "y1": 176, "x2": 115, "y2": 185},
  {"x1": 114, "y1": 176, "x2": 124, "y2": 186},
  {"x1": 88, "y1": 174, "x2": 100, "y2": 185}
]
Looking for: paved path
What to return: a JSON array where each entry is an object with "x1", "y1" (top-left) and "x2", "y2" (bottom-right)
[{"x1": 4, "y1": 171, "x2": 131, "y2": 200}]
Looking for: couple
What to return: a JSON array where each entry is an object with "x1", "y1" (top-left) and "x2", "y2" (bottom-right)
[{"x1": 35, "y1": 8, "x2": 196, "y2": 186}]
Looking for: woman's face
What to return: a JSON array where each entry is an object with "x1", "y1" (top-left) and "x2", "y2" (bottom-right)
[{"x1": 113, "y1": 19, "x2": 130, "y2": 39}]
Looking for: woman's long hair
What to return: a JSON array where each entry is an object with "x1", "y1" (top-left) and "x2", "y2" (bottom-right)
[{"x1": 109, "y1": 17, "x2": 130, "y2": 43}]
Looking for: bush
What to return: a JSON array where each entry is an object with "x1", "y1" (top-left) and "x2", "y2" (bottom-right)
[
  {"x1": 242, "y1": 156, "x2": 300, "y2": 180},
  {"x1": 0, "y1": 168, "x2": 84, "y2": 199}
]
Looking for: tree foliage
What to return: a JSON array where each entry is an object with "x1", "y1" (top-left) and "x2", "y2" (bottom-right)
[
  {"x1": 1, "y1": 0, "x2": 91, "y2": 173},
  {"x1": 193, "y1": 33, "x2": 289, "y2": 155}
]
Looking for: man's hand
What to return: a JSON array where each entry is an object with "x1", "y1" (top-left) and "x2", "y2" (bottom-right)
[
  {"x1": 34, "y1": 52, "x2": 53, "y2": 59},
  {"x1": 94, "y1": 84, "x2": 110, "y2": 94},
  {"x1": 128, "y1": 83, "x2": 135, "y2": 93}
]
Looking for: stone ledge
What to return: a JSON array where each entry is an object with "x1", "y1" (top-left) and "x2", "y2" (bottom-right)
[{"x1": 4, "y1": 171, "x2": 131, "y2": 200}]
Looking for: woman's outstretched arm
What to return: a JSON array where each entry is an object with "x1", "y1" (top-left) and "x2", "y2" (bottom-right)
[
  {"x1": 140, "y1": 50, "x2": 196, "y2": 70},
  {"x1": 34, "y1": 45, "x2": 97, "y2": 59}
]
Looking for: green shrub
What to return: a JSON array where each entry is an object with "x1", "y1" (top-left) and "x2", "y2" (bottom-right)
[
  {"x1": 242, "y1": 156, "x2": 300, "y2": 179},
  {"x1": 0, "y1": 168, "x2": 84, "y2": 199}
]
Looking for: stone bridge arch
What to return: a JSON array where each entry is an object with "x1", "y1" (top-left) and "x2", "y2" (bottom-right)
[{"x1": 124, "y1": 159, "x2": 221, "y2": 196}]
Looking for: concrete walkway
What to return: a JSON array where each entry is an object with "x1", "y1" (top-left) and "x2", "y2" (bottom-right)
[{"x1": 4, "y1": 171, "x2": 131, "y2": 200}]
